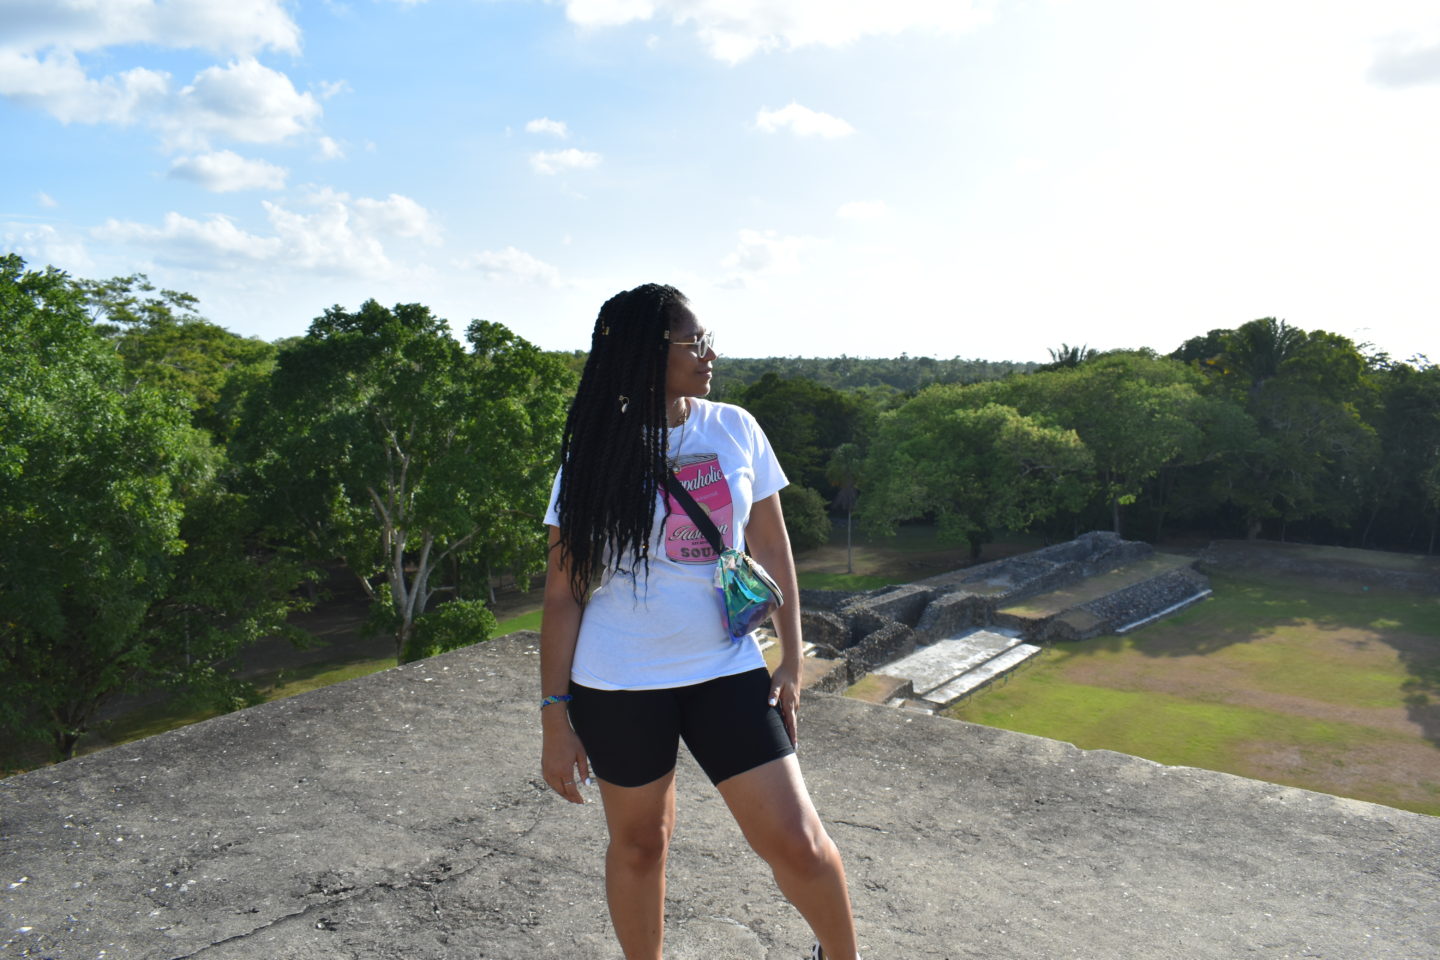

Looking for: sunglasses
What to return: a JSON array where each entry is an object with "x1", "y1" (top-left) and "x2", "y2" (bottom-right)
[{"x1": 669, "y1": 330, "x2": 716, "y2": 358}]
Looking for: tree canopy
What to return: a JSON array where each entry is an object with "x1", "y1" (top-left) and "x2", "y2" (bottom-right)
[
  {"x1": 236, "y1": 300, "x2": 572, "y2": 662},
  {"x1": 0, "y1": 256, "x2": 302, "y2": 760}
]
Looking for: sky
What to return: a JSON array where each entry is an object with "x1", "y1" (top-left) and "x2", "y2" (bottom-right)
[{"x1": 2, "y1": 0, "x2": 1438, "y2": 363}]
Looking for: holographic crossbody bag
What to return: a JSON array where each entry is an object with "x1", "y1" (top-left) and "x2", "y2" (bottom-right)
[{"x1": 664, "y1": 473, "x2": 784, "y2": 641}]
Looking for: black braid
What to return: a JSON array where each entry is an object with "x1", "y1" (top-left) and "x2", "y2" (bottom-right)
[{"x1": 555, "y1": 283, "x2": 689, "y2": 601}]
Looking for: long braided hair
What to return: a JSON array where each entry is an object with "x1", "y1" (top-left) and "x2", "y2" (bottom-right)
[{"x1": 554, "y1": 283, "x2": 691, "y2": 600}]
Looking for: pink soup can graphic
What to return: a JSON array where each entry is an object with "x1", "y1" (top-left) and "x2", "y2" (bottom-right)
[{"x1": 665, "y1": 453, "x2": 733, "y2": 564}]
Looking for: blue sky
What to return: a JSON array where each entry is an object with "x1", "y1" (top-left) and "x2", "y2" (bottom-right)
[{"x1": 3, "y1": 0, "x2": 1438, "y2": 363}]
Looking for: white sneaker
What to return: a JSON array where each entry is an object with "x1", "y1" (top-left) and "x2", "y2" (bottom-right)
[{"x1": 810, "y1": 944, "x2": 824, "y2": 960}]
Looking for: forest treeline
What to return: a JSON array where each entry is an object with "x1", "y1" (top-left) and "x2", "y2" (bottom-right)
[{"x1": 3, "y1": 253, "x2": 1437, "y2": 763}]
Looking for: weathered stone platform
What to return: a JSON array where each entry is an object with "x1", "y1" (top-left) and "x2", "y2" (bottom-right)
[
  {"x1": 4, "y1": 633, "x2": 1438, "y2": 960},
  {"x1": 799, "y1": 533, "x2": 1214, "y2": 702},
  {"x1": 876, "y1": 628, "x2": 1042, "y2": 709}
]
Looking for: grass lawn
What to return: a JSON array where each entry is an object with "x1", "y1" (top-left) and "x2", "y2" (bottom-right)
[{"x1": 947, "y1": 569, "x2": 1440, "y2": 817}]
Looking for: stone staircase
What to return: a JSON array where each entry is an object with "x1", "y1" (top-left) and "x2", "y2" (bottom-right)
[{"x1": 866, "y1": 627, "x2": 1042, "y2": 712}]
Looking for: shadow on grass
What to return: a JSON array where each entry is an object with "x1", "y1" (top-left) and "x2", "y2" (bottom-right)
[{"x1": 1071, "y1": 568, "x2": 1440, "y2": 747}]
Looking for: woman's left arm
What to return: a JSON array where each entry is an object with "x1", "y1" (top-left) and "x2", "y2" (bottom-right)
[{"x1": 745, "y1": 492, "x2": 805, "y2": 746}]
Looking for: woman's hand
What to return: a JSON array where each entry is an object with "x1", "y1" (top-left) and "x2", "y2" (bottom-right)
[
  {"x1": 769, "y1": 660, "x2": 802, "y2": 748},
  {"x1": 542, "y1": 720, "x2": 592, "y2": 804}
]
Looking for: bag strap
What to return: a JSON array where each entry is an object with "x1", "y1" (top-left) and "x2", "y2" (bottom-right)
[{"x1": 663, "y1": 472, "x2": 726, "y2": 555}]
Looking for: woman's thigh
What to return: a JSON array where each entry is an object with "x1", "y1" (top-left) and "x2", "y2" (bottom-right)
[
  {"x1": 568, "y1": 684, "x2": 682, "y2": 788},
  {"x1": 597, "y1": 768, "x2": 678, "y2": 849},
  {"x1": 714, "y1": 753, "x2": 828, "y2": 858},
  {"x1": 676, "y1": 667, "x2": 795, "y2": 786}
]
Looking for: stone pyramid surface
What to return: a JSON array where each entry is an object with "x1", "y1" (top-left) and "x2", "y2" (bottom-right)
[{"x1": 3, "y1": 633, "x2": 1437, "y2": 959}]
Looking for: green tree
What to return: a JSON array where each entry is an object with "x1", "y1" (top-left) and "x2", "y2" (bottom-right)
[
  {"x1": 863, "y1": 392, "x2": 1093, "y2": 559},
  {"x1": 1187, "y1": 320, "x2": 1379, "y2": 539},
  {"x1": 0, "y1": 256, "x2": 302, "y2": 760},
  {"x1": 779, "y1": 484, "x2": 831, "y2": 553},
  {"x1": 239, "y1": 300, "x2": 572, "y2": 662},
  {"x1": 75, "y1": 273, "x2": 279, "y2": 443},
  {"x1": 736, "y1": 373, "x2": 864, "y2": 492},
  {"x1": 1363, "y1": 362, "x2": 1440, "y2": 551},
  {"x1": 991, "y1": 352, "x2": 1210, "y2": 536}
]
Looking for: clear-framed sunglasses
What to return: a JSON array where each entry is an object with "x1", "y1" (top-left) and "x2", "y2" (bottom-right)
[{"x1": 669, "y1": 330, "x2": 716, "y2": 358}]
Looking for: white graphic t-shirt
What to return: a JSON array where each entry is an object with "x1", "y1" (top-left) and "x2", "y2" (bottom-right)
[{"x1": 543, "y1": 399, "x2": 788, "y2": 690}]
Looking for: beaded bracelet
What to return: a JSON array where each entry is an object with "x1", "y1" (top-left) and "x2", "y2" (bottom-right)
[{"x1": 540, "y1": 694, "x2": 573, "y2": 710}]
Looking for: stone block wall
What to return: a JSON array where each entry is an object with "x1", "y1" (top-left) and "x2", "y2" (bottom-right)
[
  {"x1": 1076, "y1": 567, "x2": 1209, "y2": 634},
  {"x1": 843, "y1": 583, "x2": 933, "y2": 627},
  {"x1": 845, "y1": 621, "x2": 918, "y2": 672},
  {"x1": 839, "y1": 607, "x2": 894, "y2": 649},
  {"x1": 913, "y1": 592, "x2": 988, "y2": 641},
  {"x1": 799, "y1": 610, "x2": 849, "y2": 651}
]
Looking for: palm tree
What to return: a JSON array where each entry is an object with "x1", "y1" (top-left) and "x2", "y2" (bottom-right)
[
  {"x1": 1040, "y1": 343, "x2": 1097, "y2": 371},
  {"x1": 1222, "y1": 317, "x2": 1305, "y2": 400}
]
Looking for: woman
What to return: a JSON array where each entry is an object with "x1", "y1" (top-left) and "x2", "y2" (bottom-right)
[{"x1": 539, "y1": 283, "x2": 861, "y2": 960}]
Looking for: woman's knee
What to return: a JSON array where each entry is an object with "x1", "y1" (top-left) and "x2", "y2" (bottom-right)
[
  {"x1": 752, "y1": 819, "x2": 835, "y2": 876},
  {"x1": 608, "y1": 821, "x2": 673, "y2": 870}
]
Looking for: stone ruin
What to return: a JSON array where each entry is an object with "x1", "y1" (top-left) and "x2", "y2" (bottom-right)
[{"x1": 785, "y1": 531, "x2": 1212, "y2": 710}]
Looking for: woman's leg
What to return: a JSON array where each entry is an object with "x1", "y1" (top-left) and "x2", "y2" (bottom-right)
[
  {"x1": 596, "y1": 771, "x2": 678, "y2": 960},
  {"x1": 716, "y1": 755, "x2": 859, "y2": 960}
]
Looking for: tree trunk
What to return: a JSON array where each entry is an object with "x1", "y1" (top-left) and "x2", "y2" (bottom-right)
[
  {"x1": 1111, "y1": 496, "x2": 1122, "y2": 537},
  {"x1": 57, "y1": 731, "x2": 81, "y2": 761},
  {"x1": 845, "y1": 509, "x2": 853, "y2": 575},
  {"x1": 1360, "y1": 504, "x2": 1381, "y2": 549},
  {"x1": 1247, "y1": 517, "x2": 1263, "y2": 540}
]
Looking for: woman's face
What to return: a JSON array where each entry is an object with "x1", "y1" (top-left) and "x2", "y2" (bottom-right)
[{"x1": 665, "y1": 305, "x2": 715, "y2": 401}]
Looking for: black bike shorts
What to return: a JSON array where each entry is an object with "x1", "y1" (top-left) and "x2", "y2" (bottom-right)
[{"x1": 567, "y1": 667, "x2": 795, "y2": 788}]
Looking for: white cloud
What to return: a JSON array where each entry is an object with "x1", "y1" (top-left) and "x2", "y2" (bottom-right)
[
  {"x1": 722, "y1": 228, "x2": 817, "y2": 275},
  {"x1": 36, "y1": 192, "x2": 57, "y2": 208},
  {"x1": 530, "y1": 148, "x2": 603, "y2": 174},
  {"x1": 94, "y1": 211, "x2": 283, "y2": 264},
  {"x1": 317, "y1": 79, "x2": 352, "y2": 100},
  {"x1": 91, "y1": 190, "x2": 441, "y2": 276},
  {"x1": 836, "y1": 200, "x2": 889, "y2": 221},
  {"x1": 169, "y1": 150, "x2": 288, "y2": 191},
  {"x1": 2, "y1": 222, "x2": 92, "y2": 270},
  {"x1": 755, "y1": 102, "x2": 855, "y2": 138},
  {"x1": 0, "y1": 50, "x2": 168, "y2": 125},
  {"x1": 0, "y1": 5, "x2": 321, "y2": 155},
  {"x1": 563, "y1": 0, "x2": 992, "y2": 63},
  {"x1": 463, "y1": 246, "x2": 562, "y2": 286},
  {"x1": 168, "y1": 58, "x2": 321, "y2": 147},
  {"x1": 1371, "y1": 33, "x2": 1440, "y2": 86},
  {"x1": 565, "y1": 0, "x2": 657, "y2": 29},
  {"x1": 0, "y1": 0, "x2": 300, "y2": 58},
  {"x1": 526, "y1": 117, "x2": 569, "y2": 137},
  {"x1": 351, "y1": 192, "x2": 441, "y2": 243},
  {"x1": 317, "y1": 135, "x2": 345, "y2": 159}
]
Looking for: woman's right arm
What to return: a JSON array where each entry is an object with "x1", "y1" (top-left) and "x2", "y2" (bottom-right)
[{"x1": 539, "y1": 524, "x2": 591, "y2": 804}]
